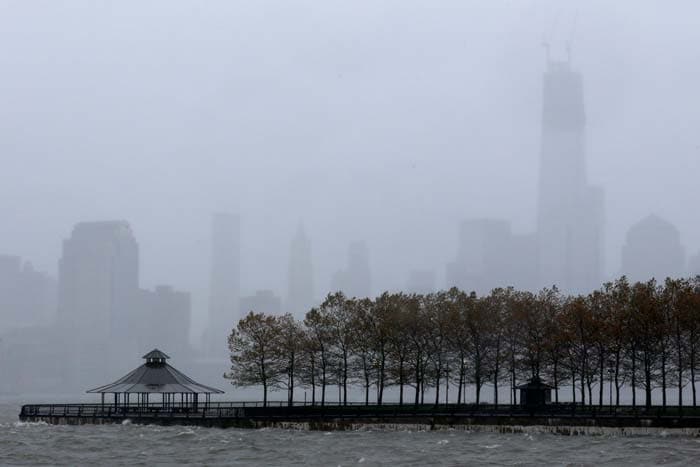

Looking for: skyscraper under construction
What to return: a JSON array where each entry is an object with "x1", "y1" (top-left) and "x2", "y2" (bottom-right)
[{"x1": 536, "y1": 60, "x2": 604, "y2": 293}]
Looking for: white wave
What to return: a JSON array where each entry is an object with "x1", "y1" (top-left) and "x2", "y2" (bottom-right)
[{"x1": 13, "y1": 420, "x2": 48, "y2": 427}]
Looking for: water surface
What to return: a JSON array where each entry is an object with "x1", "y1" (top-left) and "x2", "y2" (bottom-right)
[{"x1": 2, "y1": 402, "x2": 699, "y2": 466}]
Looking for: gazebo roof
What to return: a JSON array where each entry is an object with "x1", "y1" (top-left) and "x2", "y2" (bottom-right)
[
  {"x1": 516, "y1": 376, "x2": 554, "y2": 390},
  {"x1": 87, "y1": 349, "x2": 224, "y2": 394},
  {"x1": 143, "y1": 349, "x2": 170, "y2": 360}
]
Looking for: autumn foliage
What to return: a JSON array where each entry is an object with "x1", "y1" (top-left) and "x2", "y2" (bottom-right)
[{"x1": 226, "y1": 277, "x2": 700, "y2": 408}]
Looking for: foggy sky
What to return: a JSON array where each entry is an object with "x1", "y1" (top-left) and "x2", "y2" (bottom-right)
[{"x1": 2, "y1": 0, "x2": 699, "y2": 340}]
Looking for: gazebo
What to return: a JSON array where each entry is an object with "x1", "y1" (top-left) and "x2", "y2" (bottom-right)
[
  {"x1": 87, "y1": 349, "x2": 224, "y2": 411},
  {"x1": 516, "y1": 376, "x2": 553, "y2": 408}
]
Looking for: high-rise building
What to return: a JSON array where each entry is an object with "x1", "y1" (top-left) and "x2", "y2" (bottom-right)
[
  {"x1": 0, "y1": 255, "x2": 56, "y2": 329},
  {"x1": 205, "y1": 212, "x2": 241, "y2": 357},
  {"x1": 446, "y1": 219, "x2": 537, "y2": 294},
  {"x1": 689, "y1": 252, "x2": 700, "y2": 277},
  {"x1": 58, "y1": 221, "x2": 139, "y2": 341},
  {"x1": 287, "y1": 223, "x2": 314, "y2": 318},
  {"x1": 331, "y1": 241, "x2": 371, "y2": 298},
  {"x1": 57, "y1": 221, "x2": 139, "y2": 388},
  {"x1": 240, "y1": 290, "x2": 282, "y2": 316},
  {"x1": 137, "y1": 285, "x2": 191, "y2": 360},
  {"x1": 536, "y1": 60, "x2": 604, "y2": 293},
  {"x1": 621, "y1": 214, "x2": 685, "y2": 283},
  {"x1": 405, "y1": 269, "x2": 436, "y2": 295}
]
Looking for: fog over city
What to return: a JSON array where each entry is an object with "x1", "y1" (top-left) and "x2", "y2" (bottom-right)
[{"x1": 1, "y1": 1, "x2": 700, "y2": 395}]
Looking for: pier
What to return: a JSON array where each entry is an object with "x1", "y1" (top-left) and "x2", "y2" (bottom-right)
[
  {"x1": 19, "y1": 350, "x2": 700, "y2": 431},
  {"x1": 19, "y1": 401, "x2": 700, "y2": 430}
]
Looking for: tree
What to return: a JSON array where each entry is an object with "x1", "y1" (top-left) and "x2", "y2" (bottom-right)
[
  {"x1": 539, "y1": 287, "x2": 565, "y2": 403},
  {"x1": 483, "y1": 288, "x2": 509, "y2": 406},
  {"x1": 607, "y1": 277, "x2": 631, "y2": 407},
  {"x1": 304, "y1": 307, "x2": 333, "y2": 406},
  {"x1": 276, "y1": 313, "x2": 304, "y2": 406},
  {"x1": 423, "y1": 290, "x2": 454, "y2": 406},
  {"x1": 403, "y1": 295, "x2": 429, "y2": 405},
  {"x1": 450, "y1": 290, "x2": 472, "y2": 405},
  {"x1": 298, "y1": 328, "x2": 319, "y2": 405},
  {"x1": 225, "y1": 312, "x2": 281, "y2": 407},
  {"x1": 630, "y1": 280, "x2": 664, "y2": 409},
  {"x1": 349, "y1": 298, "x2": 376, "y2": 405},
  {"x1": 503, "y1": 289, "x2": 527, "y2": 404},
  {"x1": 368, "y1": 293, "x2": 394, "y2": 405},
  {"x1": 321, "y1": 292, "x2": 355, "y2": 405},
  {"x1": 664, "y1": 278, "x2": 693, "y2": 409},
  {"x1": 386, "y1": 293, "x2": 415, "y2": 405},
  {"x1": 684, "y1": 277, "x2": 700, "y2": 406},
  {"x1": 561, "y1": 296, "x2": 596, "y2": 406}
]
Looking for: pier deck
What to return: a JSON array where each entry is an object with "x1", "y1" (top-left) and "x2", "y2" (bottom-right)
[{"x1": 19, "y1": 402, "x2": 700, "y2": 430}]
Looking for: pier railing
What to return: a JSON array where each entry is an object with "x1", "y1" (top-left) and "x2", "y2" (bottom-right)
[{"x1": 20, "y1": 401, "x2": 700, "y2": 422}]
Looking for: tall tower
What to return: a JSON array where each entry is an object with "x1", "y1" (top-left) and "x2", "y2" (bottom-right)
[
  {"x1": 206, "y1": 212, "x2": 241, "y2": 358},
  {"x1": 621, "y1": 214, "x2": 685, "y2": 283},
  {"x1": 287, "y1": 223, "x2": 314, "y2": 318},
  {"x1": 331, "y1": 241, "x2": 372, "y2": 298},
  {"x1": 57, "y1": 221, "x2": 139, "y2": 388},
  {"x1": 58, "y1": 221, "x2": 139, "y2": 341},
  {"x1": 537, "y1": 60, "x2": 603, "y2": 293}
]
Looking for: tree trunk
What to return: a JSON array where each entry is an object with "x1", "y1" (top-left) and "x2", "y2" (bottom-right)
[
  {"x1": 598, "y1": 353, "x2": 604, "y2": 407},
  {"x1": 321, "y1": 366, "x2": 326, "y2": 407},
  {"x1": 445, "y1": 369, "x2": 449, "y2": 406},
  {"x1": 615, "y1": 351, "x2": 621, "y2": 407},
  {"x1": 493, "y1": 359, "x2": 499, "y2": 406},
  {"x1": 661, "y1": 351, "x2": 667, "y2": 409},
  {"x1": 398, "y1": 358, "x2": 405, "y2": 406},
  {"x1": 476, "y1": 374, "x2": 482, "y2": 405},
  {"x1": 457, "y1": 362, "x2": 464, "y2": 405},
  {"x1": 434, "y1": 365, "x2": 441, "y2": 406},
  {"x1": 580, "y1": 361, "x2": 586, "y2": 407},
  {"x1": 553, "y1": 359, "x2": 559, "y2": 403},
  {"x1": 378, "y1": 350, "x2": 386, "y2": 406},
  {"x1": 677, "y1": 336, "x2": 684, "y2": 409},
  {"x1": 365, "y1": 377, "x2": 370, "y2": 406},
  {"x1": 691, "y1": 344, "x2": 697, "y2": 407},
  {"x1": 414, "y1": 355, "x2": 421, "y2": 406},
  {"x1": 343, "y1": 351, "x2": 348, "y2": 406},
  {"x1": 311, "y1": 356, "x2": 316, "y2": 405},
  {"x1": 289, "y1": 356, "x2": 295, "y2": 406},
  {"x1": 645, "y1": 355, "x2": 652, "y2": 410},
  {"x1": 631, "y1": 348, "x2": 637, "y2": 408},
  {"x1": 691, "y1": 362, "x2": 697, "y2": 407}
]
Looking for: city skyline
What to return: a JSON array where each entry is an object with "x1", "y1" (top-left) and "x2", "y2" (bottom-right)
[
  {"x1": 3, "y1": 3, "x2": 700, "y2": 336},
  {"x1": 2, "y1": 1, "x2": 700, "y2": 365}
]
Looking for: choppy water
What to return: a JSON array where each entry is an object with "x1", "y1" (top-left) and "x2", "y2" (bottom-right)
[{"x1": 2, "y1": 403, "x2": 700, "y2": 466}]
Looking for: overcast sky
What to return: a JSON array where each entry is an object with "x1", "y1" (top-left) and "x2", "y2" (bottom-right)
[{"x1": 2, "y1": 0, "x2": 699, "y2": 337}]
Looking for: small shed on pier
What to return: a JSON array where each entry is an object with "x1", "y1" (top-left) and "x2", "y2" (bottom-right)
[
  {"x1": 87, "y1": 349, "x2": 224, "y2": 409},
  {"x1": 516, "y1": 377, "x2": 553, "y2": 407}
]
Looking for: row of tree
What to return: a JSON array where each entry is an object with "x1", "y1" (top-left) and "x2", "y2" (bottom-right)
[{"x1": 225, "y1": 276, "x2": 700, "y2": 408}]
